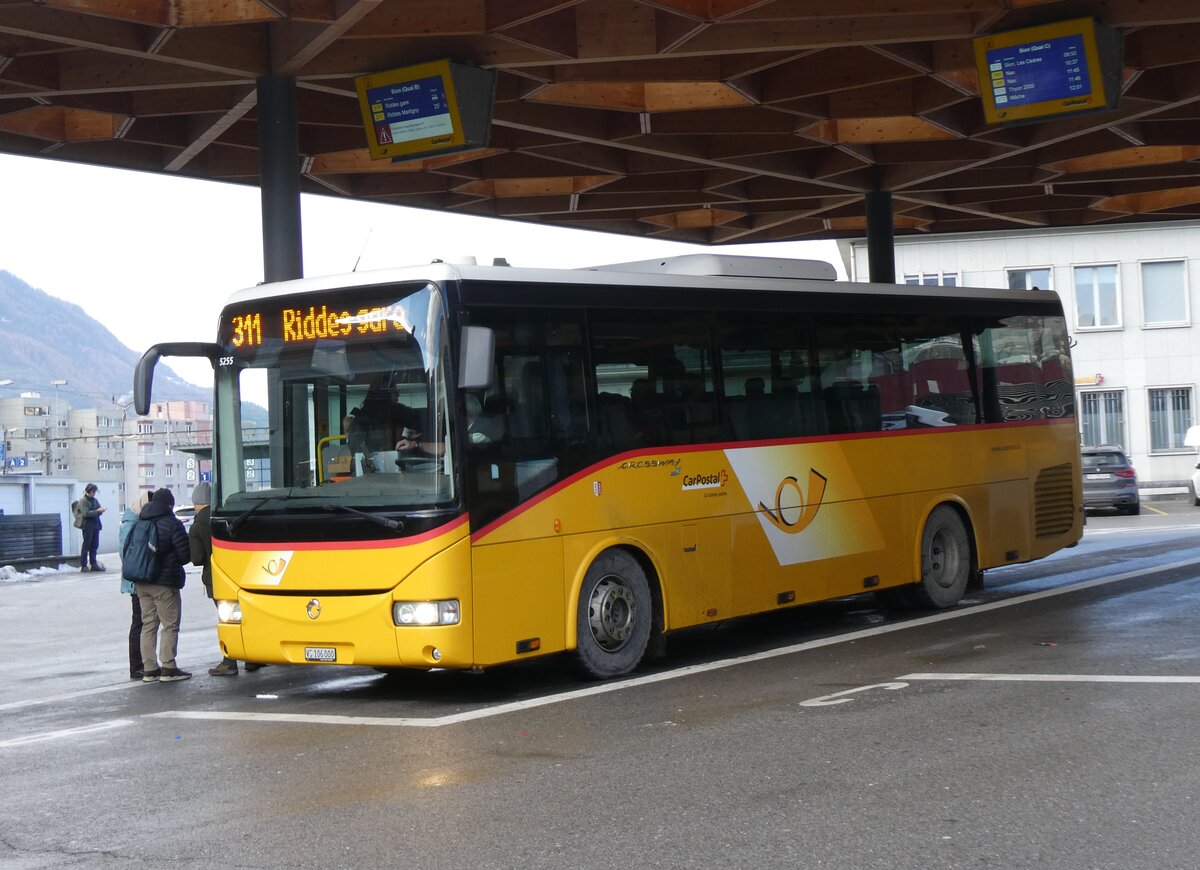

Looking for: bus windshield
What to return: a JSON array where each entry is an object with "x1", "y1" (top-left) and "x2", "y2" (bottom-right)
[{"x1": 212, "y1": 281, "x2": 457, "y2": 513}]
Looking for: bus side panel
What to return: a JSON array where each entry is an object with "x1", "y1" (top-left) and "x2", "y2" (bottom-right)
[
  {"x1": 824, "y1": 494, "x2": 912, "y2": 598},
  {"x1": 729, "y1": 510, "x2": 828, "y2": 615},
  {"x1": 471, "y1": 537, "x2": 565, "y2": 666},
  {"x1": 985, "y1": 480, "x2": 1034, "y2": 566},
  {"x1": 666, "y1": 518, "x2": 732, "y2": 626}
]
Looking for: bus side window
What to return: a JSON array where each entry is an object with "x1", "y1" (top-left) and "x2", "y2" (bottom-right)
[
  {"x1": 717, "y1": 314, "x2": 821, "y2": 441},
  {"x1": 816, "y1": 322, "x2": 897, "y2": 434},
  {"x1": 976, "y1": 316, "x2": 1053, "y2": 423},
  {"x1": 589, "y1": 313, "x2": 715, "y2": 448}
]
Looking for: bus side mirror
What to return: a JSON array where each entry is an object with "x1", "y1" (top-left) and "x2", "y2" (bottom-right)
[
  {"x1": 458, "y1": 325, "x2": 495, "y2": 391},
  {"x1": 134, "y1": 342, "x2": 222, "y2": 415}
]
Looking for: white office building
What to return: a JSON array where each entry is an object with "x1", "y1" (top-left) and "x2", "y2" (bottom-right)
[{"x1": 842, "y1": 220, "x2": 1200, "y2": 487}]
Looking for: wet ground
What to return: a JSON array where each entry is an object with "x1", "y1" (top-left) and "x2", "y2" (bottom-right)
[{"x1": 2, "y1": 501, "x2": 1199, "y2": 869}]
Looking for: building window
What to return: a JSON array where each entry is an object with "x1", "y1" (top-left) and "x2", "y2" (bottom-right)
[
  {"x1": 1008, "y1": 268, "x2": 1051, "y2": 291},
  {"x1": 1073, "y1": 264, "x2": 1120, "y2": 328},
  {"x1": 1080, "y1": 390, "x2": 1125, "y2": 448},
  {"x1": 904, "y1": 272, "x2": 958, "y2": 286},
  {"x1": 138, "y1": 422, "x2": 154, "y2": 434},
  {"x1": 1149, "y1": 387, "x2": 1193, "y2": 452},
  {"x1": 1140, "y1": 260, "x2": 1188, "y2": 326},
  {"x1": 138, "y1": 464, "x2": 154, "y2": 478}
]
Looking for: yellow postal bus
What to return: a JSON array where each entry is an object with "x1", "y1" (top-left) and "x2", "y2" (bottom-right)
[{"x1": 135, "y1": 255, "x2": 1082, "y2": 679}]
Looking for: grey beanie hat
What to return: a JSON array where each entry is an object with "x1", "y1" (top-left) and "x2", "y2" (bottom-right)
[{"x1": 191, "y1": 481, "x2": 211, "y2": 505}]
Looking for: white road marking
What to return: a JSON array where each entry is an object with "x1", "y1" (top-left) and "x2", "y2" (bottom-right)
[
  {"x1": 0, "y1": 719, "x2": 135, "y2": 749},
  {"x1": 799, "y1": 682, "x2": 909, "y2": 707},
  {"x1": 147, "y1": 554, "x2": 1200, "y2": 729},
  {"x1": 900, "y1": 672, "x2": 1200, "y2": 684},
  {"x1": 1083, "y1": 523, "x2": 1200, "y2": 537},
  {"x1": 0, "y1": 681, "x2": 141, "y2": 713}
]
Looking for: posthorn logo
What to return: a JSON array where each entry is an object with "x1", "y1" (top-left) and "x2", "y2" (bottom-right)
[{"x1": 758, "y1": 468, "x2": 828, "y2": 534}]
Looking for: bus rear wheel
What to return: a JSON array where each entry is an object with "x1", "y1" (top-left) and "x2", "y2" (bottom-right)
[
  {"x1": 910, "y1": 506, "x2": 972, "y2": 609},
  {"x1": 574, "y1": 549, "x2": 652, "y2": 680}
]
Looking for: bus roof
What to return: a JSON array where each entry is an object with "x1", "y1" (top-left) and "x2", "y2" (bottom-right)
[{"x1": 221, "y1": 256, "x2": 1062, "y2": 309}]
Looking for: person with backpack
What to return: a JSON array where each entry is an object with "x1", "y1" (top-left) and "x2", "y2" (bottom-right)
[
  {"x1": 133, "y1": 488, "x2": 193, "y2": 683},
  {"x1": 187, "y1": 481, "x2": 266, "y2": 677},
  {"x1": 77, "y1": 483, "x2": 107, "y2": 572},
  {"x1": 118, "y1": 491, "x2": 151, "y2": 680}
]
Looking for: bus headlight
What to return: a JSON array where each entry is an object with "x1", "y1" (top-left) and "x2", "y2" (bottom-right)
[
  {"x1": 216, "y1": 600, "x2": 242, "y2": 624},
  {"x1": 393, "y1": 600, "x2": 460, "y2": 626}
]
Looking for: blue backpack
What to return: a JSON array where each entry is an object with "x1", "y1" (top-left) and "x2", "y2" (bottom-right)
[{"x1": 121, "y1": 519, "x2": 160, "y2": 583}]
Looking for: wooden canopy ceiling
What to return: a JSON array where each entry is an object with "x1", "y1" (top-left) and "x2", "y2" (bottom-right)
[{"x1": 2, "y1": 0, "x2": 1200, "y2": 244}]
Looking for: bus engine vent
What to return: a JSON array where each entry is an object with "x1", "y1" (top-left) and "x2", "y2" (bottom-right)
[{"x1": 1034, "y1": 463, "x2": 1075, "y2": 537}]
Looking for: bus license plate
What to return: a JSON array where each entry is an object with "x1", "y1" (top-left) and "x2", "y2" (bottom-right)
[
  {"x1": 1085, "y1": 473, "x2": 1108, "y2": 480},
  {"x1": 305, "y1": 646, "x2": 337, "y2": 662}
]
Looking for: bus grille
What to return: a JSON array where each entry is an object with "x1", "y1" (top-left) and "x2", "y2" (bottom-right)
[{"x1": 1034, "y1": 463, "x2": 1075, "y2": 537}]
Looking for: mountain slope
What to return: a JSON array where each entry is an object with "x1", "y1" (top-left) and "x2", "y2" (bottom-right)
[{"x1": 0, "y1": 269, "x2": 209, "y2": 407}]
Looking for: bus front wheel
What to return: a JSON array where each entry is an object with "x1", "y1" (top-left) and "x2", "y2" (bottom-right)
[
  {"x1": 911, "y1": 506, "x2": 972, "y2": 609},
  {"x1": 574, "y1": 549, "x2": 652, "y2": 679}
]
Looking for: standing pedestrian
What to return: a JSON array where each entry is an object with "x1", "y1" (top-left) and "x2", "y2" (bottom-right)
[
  {"x1": 135, "y1": 488, "x2": 193, "y2": 683},
  {"x1": 117, "y1": 491, "x2": 151, "y2": 680},
  {"x1": 189, "y1": 481, "x2": 264, "y2": 676},
  {"x1": 78, "y1": 483, "x2": 107, "y2": 572}
]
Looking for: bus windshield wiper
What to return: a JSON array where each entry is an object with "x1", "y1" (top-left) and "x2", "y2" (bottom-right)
[
  {"x1": 323, "y1": 503, "x2": 404, "y2": 532},
  {"x1": 227, "y1": 496, "x2": 282, "y2": 536}
]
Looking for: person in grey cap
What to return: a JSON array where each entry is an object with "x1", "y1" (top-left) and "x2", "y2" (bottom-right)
[{"x1": 188, "y1": 480, "x2": 264, "y2": 676}]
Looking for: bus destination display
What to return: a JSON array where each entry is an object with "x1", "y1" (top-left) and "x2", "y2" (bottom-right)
[{"x1": 225, "y1": 303, "x2": 412, "y2": 350}]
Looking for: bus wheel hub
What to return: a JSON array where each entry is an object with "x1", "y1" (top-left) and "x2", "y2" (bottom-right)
[{"x1": 588, "y1": 575, "x2": 635, "y2": 651}]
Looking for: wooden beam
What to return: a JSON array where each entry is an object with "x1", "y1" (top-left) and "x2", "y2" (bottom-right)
[
  {"x1": 575, "y1": 0, "x2": 657, "y2": 59},
  {"x1": 455, "y1": 174, "x2": 618, "y2": 196},
  {"x1": 726, "y1": 0, "x2": 1007, "y2": 19},
  {"x1": 345, "y1": 0, "x2": 484, "y2": 37},
  {"x1": 1095, "y1": 185, "x2": 1200, "y2": 214},
  {"x1": 668, "y1": 13, "x2": 978, "y2": 55},
  {"x1": 759, "y1": 49, "x2": 921, "y2": 103},
  {"x1": 1047, "y1": 145, "x2": 1200, "y2": 174},
  {"x1": 45, "y1": 0, "x2": 171, "y2": 27},
  {"x1": 0, "y1": 104, "x2": 124, "y2": 140}
]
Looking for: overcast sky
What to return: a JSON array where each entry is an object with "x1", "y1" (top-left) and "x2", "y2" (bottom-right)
[{"x1": 0, "y1": 152, "x2": 843, "y2": 392}]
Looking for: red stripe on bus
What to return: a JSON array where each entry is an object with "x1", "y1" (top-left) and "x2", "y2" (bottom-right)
[
  {"x1": 469, "y1": 417, "x2": 1070, "y2": 543},
  {"x1": 214, "y1": 513, "x2": 468, "y2": 551}
]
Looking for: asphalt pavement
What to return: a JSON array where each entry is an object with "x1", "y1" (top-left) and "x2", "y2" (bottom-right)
[{"x1": 2, "y1": 504, "x2": 1200, "y2": 869}]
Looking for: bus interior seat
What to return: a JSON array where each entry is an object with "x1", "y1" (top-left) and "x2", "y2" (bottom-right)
[
  {"x1": 511, "y1": 361, "x2": 548, "y2": 438},
  {"x1": 596, "y1": 392, "x2": 638, "y2": 450},
  {"x1": 825, "y1": 381, "x2": 882, "y2": 433}
]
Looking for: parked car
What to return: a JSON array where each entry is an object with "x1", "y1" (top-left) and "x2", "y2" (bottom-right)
[
  {"x1": 175, "y1": 504, "x2": 195, "y2": 533},
  {"x1": 1080, "y1": 446, "x2": 1139, "y2": 515},
  {"x1": 1191, "y1": 463, "x2": 1200, "y2": 506}
]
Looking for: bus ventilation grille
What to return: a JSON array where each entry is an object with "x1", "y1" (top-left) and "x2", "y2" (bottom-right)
[{"x1": 1034, "y1": 463, "x2": 1075, "y2": 537}]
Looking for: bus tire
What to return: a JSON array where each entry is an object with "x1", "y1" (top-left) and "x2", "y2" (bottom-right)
[
  {"x1": 910, "y1": 505, "x2": 972, "y2": 609},
  {"x1": 574, "y1": 549, "x2": 652, "y2": 680}
]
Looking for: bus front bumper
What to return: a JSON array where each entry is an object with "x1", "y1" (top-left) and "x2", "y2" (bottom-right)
[{"x1": 216, "y1": 590, "x2": 473, "y2": 670}]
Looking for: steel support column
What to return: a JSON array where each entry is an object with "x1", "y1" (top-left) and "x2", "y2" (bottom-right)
[
  {"x1": 865, "y1": 190, "x2": 895, "y2": 284},
  {"x1": 257, "y1": 75, "x2": 303, "y2": 284}
]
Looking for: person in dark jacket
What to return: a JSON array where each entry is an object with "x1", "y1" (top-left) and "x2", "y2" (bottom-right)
[
  {"x1": 118, "y1": 491, "x2": 151, "y2": 680},
  {"x1": 135, "y1": 488, "x2": 193, "y2": 683},
  {"x1": 188, "y1": 481, "x2": 265, "y2": 677},
  {"x1": 79, "y1": 483, "x2": 107, "y2": 572}
]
